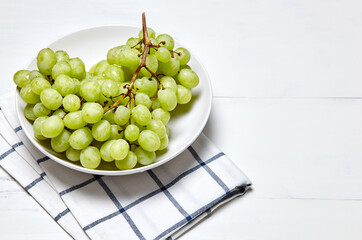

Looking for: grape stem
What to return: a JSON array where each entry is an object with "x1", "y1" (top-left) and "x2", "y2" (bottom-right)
[{"x1": 104, "y1": 12, "x2": 161, "y2": 113}]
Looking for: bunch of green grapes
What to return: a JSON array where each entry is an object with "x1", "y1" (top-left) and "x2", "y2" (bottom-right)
[{"x1": 13, "y1": 26, "x2": 199, "y2": 170}]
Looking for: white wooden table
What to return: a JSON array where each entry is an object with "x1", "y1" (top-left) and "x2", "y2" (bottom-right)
[{"x1": 2, "y1": 0, "x2": 362, "y2": 239}]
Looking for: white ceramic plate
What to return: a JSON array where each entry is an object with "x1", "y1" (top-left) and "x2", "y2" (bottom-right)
[{"x1": 16, "y1": 25, "x2": 212, "y2": 175}]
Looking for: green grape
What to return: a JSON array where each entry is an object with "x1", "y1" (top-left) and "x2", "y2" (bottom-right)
[
  {"x1": 37, "y1": 48, "x2": 57, "y2": 75},
  {"x1": 175, "y1": 47, "x2": 191, "y2": 65},
  {"x1": 140, "y1": 54, "x2": 158, "y2": 77},
  {"x1": 33, "y1": 116, "x2": 48, "y2": 140},
  {"x1": 91, "y1": 120, "x2": 111, "y2": 141},
  {"x1": 114, "y1": 106, "x2": 130, "y2": 126},
  {"x1": 100, "y1": 140, "x2": 116, "y2": 162},
  {"x1": 101, "y1": 79, "x2": 120, "y2": 98},
  {"x1": 63, "y1": 111, "x2": 87, "y2": 129},
  {"x1": 109, "y1": 124, "x2": 123, "y2": 140},
  {"x1": 53, "y1": 74, "x2": 76, "y2": 96},
  {"x1": 132, "y1": 105, "x2": 151, "y2": 126},
  {"x1": 69, "y1": 57, "x2": 86, "y2": 80},
  {"x1": 80, "y1": 146, "x2": 101, "y2": 169},
  {"x1": 134, "y1": 146, "x2": 156, "y2": 165},
  {"x1": 51, "y1": 129, "x2": 71, "y2": 152},
  {"x1": 107, "y1": 45, "x2": 130, "y2": 65},
  {"x1": 126, "y1": 37, "x2": 140, "y2": 47},
  {"x1": 31, "y1": 77, "x2": 51, "y2": 95},
  {"x1": 63, "y1": 94, "x2": 81, "y2": 112},
  {"x1": 156, "y1": 34, "x2": 174, "y2": 50},
  {"x1": 138, "y1": 28, "x2": 156, "y2": 39},
  {"x1": 41, "y1": 116, "x2": 64, "y2": 138},
  {"x1": 94, "y1": 60, "x2": 110, "y2": 76},
  {"x1": 24, "y1": 104, "x2": 37, "y2": 121},
  {"x1": 115, "y1": 151, "x2": 137, "y2": 170},
  {"x1": 52, "y1": 61, "x2": 72, "y2": 80},
  {"x1": 29, "y1": 70, "x2": 45, "y2": 81},
  {"x1": 69, "y1": 127, "x2": 93, "y2": 150},
  {"x1": 176, "y1": 85, "x2": 192, "y2": 104},
  {"x1": 66, "y1": 147, "x2": 81, "y2": 161},
  {"x1": 151, "y1": 108, "x2": 170, "y2": 125},
  {"x1": 138, "y1": 130, "x2": 160, "y2": 152},
  {"x1": 110, "y1": 139, "x2": 129, "y2": 160},
  {"x1": 13, "y1": 70, "x2": 31, "y2": 88},
  {"x1": 148, "y1": 38, "x2": 159, "y2": 54},
  {"x1": 103, "y1": 65, "x2": 125, "y2": 83},
  {"x1": 53, "y1": 109, "x2": 67, "y2": 119},
  {"x1": 158, "y1": 56, "x2": 180, "y2": 76},
  {"x1": 20, "y1": 83, "x2": 40, "y2": 104},
  {"x1": 134, "y1": 77, "x2": 158, "y2": 97},
  {"x1": 40, "y1": 88, "x2": 62, "y2": 110},
  {"x1": 158, "y1": 134, "x2": 169, "y2": 151},
  {"x1": 151, "y1": 98, "x2": 161, "y2": 110},
  {"x1": 73, "y1": 78, "x2": 80, "y2": 93},
  {"x1": 155, "y1": 47, "x2": 171, "y2": 63},
  {"x1": 119, "y1": 49, "x2": 140, "y2": 67},
  {"x1": 157, "y1": 88, "x2": 177, "y2": 111},
  {"x1": 177, "y1": 69, "x2": 199, "y2": 88},
  {"x1": 147, "y1": 119, "x2": 166, "y2": 139},
  {"x1": 179, "y1": 64, "x2": 191, "y2": 71},
  {"x1": 135, "y1": 92, "x2": 152, "y2": 108},
  {"x1": 124, "y1": 124, "x2": 140, "y2": 141},
  {"x1": 82, "y1": 102, "x2": 104, "y2": 124},
  {"x1": 33, "y1": 103, "x2": 51, "y2": 117},
  {"x1": 79, "y1": 81, "x2": 101, "y2": 102},
  {"x1": 55, "y1": 50, "x2": 70, "y2": 62},
  {"x1": 103, "y1": 110, "x2": 116, "y2": 124},
  {"x1": 160, "y1": 76, "x2": 177, "y2": 93}
]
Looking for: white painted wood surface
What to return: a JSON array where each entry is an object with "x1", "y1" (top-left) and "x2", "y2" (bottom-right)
[{"x1": 1, "y1": 0, "x2": 362, "y2": 239}]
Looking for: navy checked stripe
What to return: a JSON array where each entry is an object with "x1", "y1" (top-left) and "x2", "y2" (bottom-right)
[
  {"x1": 14, "y1": 126, "x2": 22, "y2": 132},
  {"x1": 12, "y1": 142, "x2": 24, "y2": 149},
  {"x1": 95, "y1": 177, "x2": 145, "y2": 240},
  {"x1": 54, "y1": 208, "x2": 70, "y2": 222},
  {"x1": 59, "y1": 175, "x2": 101, "y2": 196},
  {"x1": 0, "y1": 148, "x2": 15, "y2": 161},
  {"x1": 148, "y1": 170, "x2": 191, "y2": 221},
  {"x1": 81, "y1": 152, "x2": 226, "y2": 232},
  {"x1": 188, "y1": 146, "x2": 229, "y2": 193},
  {"x1": 25, "y1": 172, "x2": 46, "y2": 191},
  {"x1": 37, "y1": 156, "x2": 50, "y2": 164},
  {"x1": 154, "y1": 185, "x2": 249, "y2": 240}
]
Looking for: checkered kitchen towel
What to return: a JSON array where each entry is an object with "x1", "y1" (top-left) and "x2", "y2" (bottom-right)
[{"x1": 0, "y1": 91, "x2": 251, "y2": 240}]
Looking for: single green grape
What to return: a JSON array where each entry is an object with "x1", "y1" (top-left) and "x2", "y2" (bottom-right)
[
  {"x1": 140, "y1": 54, "x2": 158, "y2": 77},
  {"x1": 20, "y1": 84, "x2": 40, "y2": 104},
  {"x1": 92, "y1": 120, "x2": 111, "y2": 141},
  {"x1": 51, "y1": 129, "x2": 71, "y2": 152},
  {"x1": 53, "y1": 74, "x2": 76, "y2": 96},
  {"x1": 160, "y1": 76, "x2": 177, "y2": 93},
  {"x1": 63, "y1": 111, "x2": 87, "y2": 129},
  {"x1": 138, "y1": 130, "x2": 160, "y2": 152},
  {"x1": 114, "y1": 106, "x2": 130, "y2": 126},
  {"x1": 138, "y1": 28, "x2": 156, "y2": 39},
  {"x1": 158, "y1": 134, "x2": 169, "y2": 151},
  {"x1": 156, "y1": 34, "x2": 174, "y2": 50},
  {"x1": 158, "y1": 56, "x2": 180, "y2": 76},
  {"x1": 134, "y1": 77, "x2": 158, "y2": 97},
  {"x1": 37, "y1": 48, "x2": 57, "y2": 75},
  {"x1": 175, "y1": 47, "x2": 191, "y2": 65},
  {"x1": 82, "y1": 102, "x2": 104, "y2": 124},
  {"x1": 33, "y1": 116, "x2": 48, "y2": 140},
  {"x1": 147, "y1": 119, "x2": 166, "y2": 139},
  {"x1": 79, "y1": 81, "x2": 101, "y2": 102},
  {"x1": 13, "y1": 70, "x2": 31, "y2": 88},
  {"x1": 126, "y1": 37, "x2": 140, "y2": 47},
  {"x1": 107, "y1": 45, "x2": 130, "y2": 65},
  {"x1": 63, "y1": 94, "x2": 81, "y2": 112},
  {"x1": 29, "y1": 70, "x2": 46, "y2": 81},
  {"x1": 41, "y1": 116, "x2": 64, "y2": 138},
  {"x1": 115, "y1": 151, "x2": 138, "y2": 170},
  {"x1": 131, "y1": 105, "x2": 151, "y2": 126},
  {"x1": 119, "y1": 49, "x2": 140, "y2": 67},
  {"x1": 53, "y1": 109, "x2": 67, "y2": 119},
  {"x1": 103, "y1": 110, "x2": 116, "y2": 124},
  {"x1": 69, "y1": 127, "x2": 93, "y2": 150},
  {"x1": 157, "y1": 88, "x2": 177, "y2": 111},
  {"x1": 31, "y1": 77, "x2": 51, "y2": 95},
  {"x1": 176, "y1": 85, "x2": 192, "y2": 104},
  {"x1": 69, "y1": 57, "x2": 86, "y2": 80},
  {"x1": 24, "y1": 104, "x2": 37, "y2": 121},
  {"x1": 101, "y1": 79, "x2": 120, "y2": 98},
  {"x1": 80, "y1": 146, "x2": 101, "y2": 169},
  {"x1": 151, "y1": 108, "x2": 170, "y2": 125},
  {"x1": 135, "y1": 92, "x2": 152, "y2": 108},
  {"x1": 100, "y1": 140, "x2": 116, "y2": 162},
  {"x1": 177, "y1": 69, "x2": 199, "y2": 88},
  {"x1": 110, "y1": 139, "x2": 129, "y2": 160},
  {"x1": 40, "y1": 88, "x2": 63, "y2": 110},
  {"x1": 124, "y1": 124, "x2": 140, "y2": 142},
  {"x1": 33, "y1": 103, "x2": 51, "y2": 117},
  {"x1": 109, "y1": 124, "x2": 123, "y2": 140},
  {"x1": 52, "y1": 61, "x2": 72, "y2": 80},
  {"x1": 94, "y1": 60, "x2": 110, "y2": 76},
  {"x1": 155, "y1": 47, "x2": 171, "y2": 63},
  {"x1": 66, "y1": 147, "x2": 81, "y2": 161},
  {"x1": 103, "y1": 65, "x2": 125, "y2": 83},
  {"x1": 134, "y1": 146, "x2": 156, "y2": 165},
  {"x1": 55, "y1": 50, "x2": 70, "y2": 62}
]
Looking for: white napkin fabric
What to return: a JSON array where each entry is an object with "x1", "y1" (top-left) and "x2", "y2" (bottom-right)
[{"x1": 0, "y1": 91, "x2": 251, "y2": 240}]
